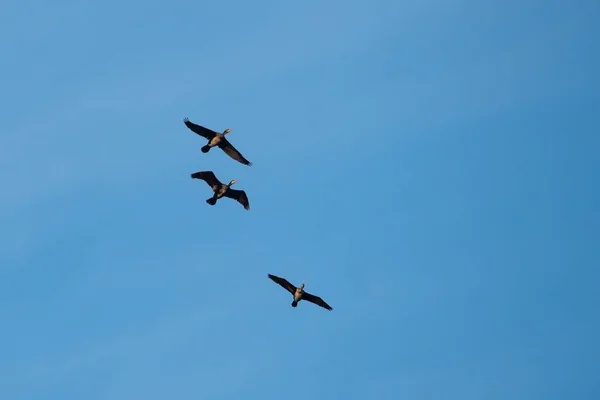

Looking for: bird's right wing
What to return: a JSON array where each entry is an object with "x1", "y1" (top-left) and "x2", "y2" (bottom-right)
[
  {"x1": 191, "y1": 171, "x2": 222, "y2": 190},
  {"x1": 268, "y1": 274, "x2": 297, "y2": 295},
  {"x1": 183, "y1": 118, "x2": 218, "y2": 139}
]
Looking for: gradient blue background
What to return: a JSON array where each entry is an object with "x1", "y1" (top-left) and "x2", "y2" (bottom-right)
[{"x1": 1, "y1": 1, "x2": 598, "y2": 399}]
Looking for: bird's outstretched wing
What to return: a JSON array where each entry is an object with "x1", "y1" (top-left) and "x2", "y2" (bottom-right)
[
  {"x1": 302, "y1": 291, "x2": 333, "y2": 311},
  {"x1": 183, "y1": 118, "x2": 218, "y2": 140},
  {"x1": 268, "y1": 274, "x2": 296, "y2": 295},
  {"x1": 218, "y1": 138, "x2": 252, "y2": 166},
  {"x1": 190, "y1": 171, "x2": 222, "y2": 190},
  {"x1": 224, "y1": 188, "x2": 250, "y2": 210}
]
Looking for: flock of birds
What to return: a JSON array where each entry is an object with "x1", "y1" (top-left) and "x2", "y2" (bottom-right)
[{"x1": 183, "y1": 118, "x2": 334, "y2": 312}]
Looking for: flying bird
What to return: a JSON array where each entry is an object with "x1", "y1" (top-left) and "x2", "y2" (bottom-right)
[
  {"x1": 267, "y1": 274, "x2": 333, "y2": 311},
  {"x1": 191, "y1": 171, "x2": 250, "y2": 210},
  {"x1": 183, "y1": 118, "x2": 252, "y2": 166}
]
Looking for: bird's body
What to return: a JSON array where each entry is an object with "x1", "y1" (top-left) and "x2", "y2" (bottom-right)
[
  {"x1": 268, "y1": 274, "x2": 333, "y2": 311},
  {"x1": 293, "y1": 287, "x2": 304, "y2": 305},
  {"x1": 191, "y1": 171, "x2": 250, "y2": 210},
  {"x1": 183, "y1": 118, "x2": 252, "y2": 166},
  {"x1": 208, "y1": 134, "x2": 224, "y2": 148}
]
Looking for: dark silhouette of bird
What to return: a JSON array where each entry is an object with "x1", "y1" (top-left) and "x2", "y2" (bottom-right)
[
  {"x1": 267, "y1": 274, "x2": 333, "y2": 311},
  {"x1": 183, "y1": 118, "x2": 252, "y2": 166},
  {"x1": 191, "y1": 171, "x2": 250, "y2": 210}
]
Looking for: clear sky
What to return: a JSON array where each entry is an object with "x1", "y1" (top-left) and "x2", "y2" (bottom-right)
[{"x1": 1, "y1": 0, "x2": 598, "y2": 399}]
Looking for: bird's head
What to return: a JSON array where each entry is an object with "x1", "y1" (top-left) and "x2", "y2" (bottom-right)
[
  {"x1": 300, "y1": 283, "x2": 305, "y2": 289},
  {"x1": 228, "y1": 179, "x2": 237, "y2": 186},
  {"x1": 223, "y1": 128, "x2": 231, "y2": 134}
]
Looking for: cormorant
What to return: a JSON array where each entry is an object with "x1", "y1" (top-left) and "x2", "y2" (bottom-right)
[
  {"x1": 267, "y1": 274, "x2": 333, "y2": 311},
  {"x1": 183, "y1": 118, "x2": 252, "y2": 166},
  {"x1": 191, "y1": 170, "x2": 250, "y2": 210}
]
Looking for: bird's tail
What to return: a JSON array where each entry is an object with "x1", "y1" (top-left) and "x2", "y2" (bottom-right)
[
  {"x1": 201, "y1": 145, "x2": 211, "y2": 153},
  {"x1": 206, "y1": 197, "x2": 217, "y2": 206},
  {"x1": 291, "y1": 301, "x2": 298, "y2": 307}
]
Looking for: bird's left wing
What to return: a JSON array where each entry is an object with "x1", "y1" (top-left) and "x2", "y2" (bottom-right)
[
  {"x1": 302, "y1": 292, "x2": 333, "y2": 311},
  {"x1": 218, "y1": 138, "x2": 252, "y2": 166},
  {"x1": 224, "y1": 189, "x2": 250, "y2": 210}
]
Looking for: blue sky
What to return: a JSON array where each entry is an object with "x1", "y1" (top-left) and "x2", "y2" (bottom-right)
[{"x1": 1, "y1": 0, "x2": 598, "y2": 399}]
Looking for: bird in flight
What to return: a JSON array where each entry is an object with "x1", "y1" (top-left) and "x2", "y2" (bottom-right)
[
  {"x1": 267, "y1": 274, "x2": 333, "y2": 311},
  {"x1": 183, "y1": 118, "x2": 252, "y2": 166},
  {"x1": 191, "y1": 170, "x2": 250, "y2": 210}
]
